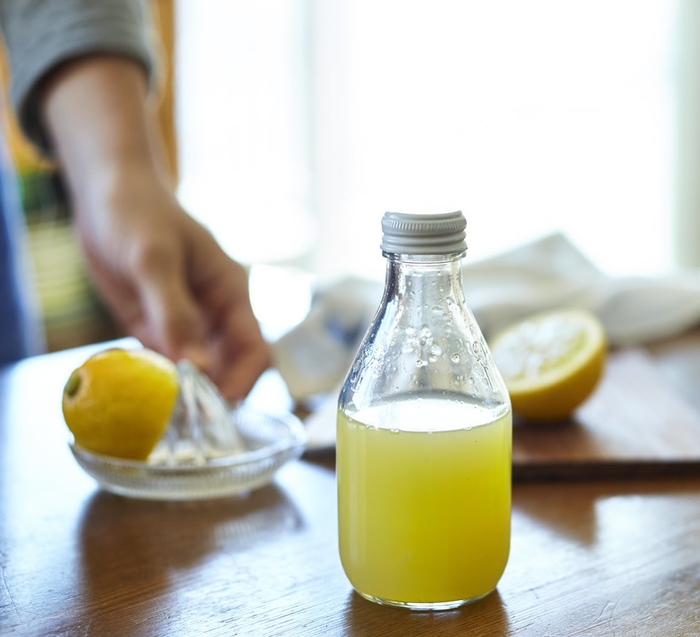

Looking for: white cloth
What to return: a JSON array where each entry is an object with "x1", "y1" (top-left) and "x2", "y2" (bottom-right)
[{"x1": 272, "y1": 232, "x2": 700, "y2": 402}]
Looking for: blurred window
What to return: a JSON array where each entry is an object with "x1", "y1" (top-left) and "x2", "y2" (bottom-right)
[{"x1": 175, "y1": 0, "x2": 683, "y2": 282}]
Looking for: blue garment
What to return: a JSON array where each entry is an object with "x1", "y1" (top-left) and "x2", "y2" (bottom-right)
[{"x1": 0, "y1": 155, "x2": 39, "y2": 365}]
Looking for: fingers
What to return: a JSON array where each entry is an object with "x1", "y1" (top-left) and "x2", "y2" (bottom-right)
[
  {"x1": 131, "y1": 239, "x2": 210, "y2": 369},
  {"x1": 199, "y1": 266, "x2": 272, "y2": 401},
  {"x1": 129, "y1": 219, "x2": 270, "y2": 401},
  {"x1": 213, "y1": 311, "x2": 272, "y2": 402},
  {"x1": 215, "y1": 344, "x2": 272, "y2": 403}
]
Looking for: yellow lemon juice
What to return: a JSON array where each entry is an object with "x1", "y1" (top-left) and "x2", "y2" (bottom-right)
[{"x1": 337, "y1": 398, "x2": 512, "y2": 607}]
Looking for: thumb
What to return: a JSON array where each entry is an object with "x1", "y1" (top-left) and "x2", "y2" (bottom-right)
[{"x1": 137, "y1": 264, "x2": 210, "y2": 370}]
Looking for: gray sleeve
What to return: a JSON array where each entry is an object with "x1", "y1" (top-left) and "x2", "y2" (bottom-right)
[{"x1": 0, "y1": 0, "x2": 156, "y2": 155}]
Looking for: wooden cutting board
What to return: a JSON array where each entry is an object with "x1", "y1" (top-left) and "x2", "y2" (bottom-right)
[
  {"x1": 303, "y1": 348, "x2": 700, "y2": 481},
  {"x1": 512, "y1": 348, "x2": 700, "y2": 481}
]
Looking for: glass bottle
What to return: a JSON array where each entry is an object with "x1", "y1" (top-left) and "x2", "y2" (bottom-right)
[{"x1": 336, "y1": 210, "x2": 512, "y2": 611}]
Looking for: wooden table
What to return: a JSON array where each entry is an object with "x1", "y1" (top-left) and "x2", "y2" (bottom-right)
[{"x1": 2, "y1": 336, "x2": 700, "y2": 636}]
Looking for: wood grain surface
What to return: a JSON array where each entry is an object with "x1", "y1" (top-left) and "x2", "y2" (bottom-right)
[
  {"x1": 2, "y1": 339, "x2": 700, "y2": 636},
  {"x1": 512, "y1": 348, "x2": 700, "y2": 480}
]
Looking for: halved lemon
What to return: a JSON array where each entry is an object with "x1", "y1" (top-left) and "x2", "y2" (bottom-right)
[
  {"x1": 62, "y1": 348, "x2": 180, "y2": 460},
  {"x1": 489, "y1": 308, "x2": 607, "y2": 422}
]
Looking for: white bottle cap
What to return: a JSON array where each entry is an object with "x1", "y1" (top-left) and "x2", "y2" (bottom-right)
[{"x1": 380, "y1": 211, "x2": 467, "y2": 255}]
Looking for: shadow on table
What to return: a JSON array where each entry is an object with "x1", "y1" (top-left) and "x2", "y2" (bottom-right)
[
  {"x1": 340, "y1": 588, "x2": 510, "y2": 636},
  {"x1": 75, "y1": 484, "x2": 303, "y2": 634},
  {"x1": 512, "y1": 482, "x2": 599, "y2": 546},
  {"x1": 513, "y1": 477, "x2": 700, "y2": 549}
]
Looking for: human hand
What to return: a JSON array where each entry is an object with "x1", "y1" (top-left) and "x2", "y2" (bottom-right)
[
  {"x1": 72, "y1": 166, "x2": 271, "y2": 402},
  {"x1": 41, "y1": 56, "x2": 270, "y2": 401}
]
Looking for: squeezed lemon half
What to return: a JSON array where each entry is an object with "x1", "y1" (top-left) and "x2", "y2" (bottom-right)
[
  {"x1": 62, "y1": 348, "x2": 180, "y2": 460},
  {"x1": 490, "y1": 309, "x2": 607, "y2": 422}
]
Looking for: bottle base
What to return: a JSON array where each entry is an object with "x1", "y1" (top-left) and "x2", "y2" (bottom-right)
[{"x1": 354, "y1": 587, "x2": 496, "y2": 611}]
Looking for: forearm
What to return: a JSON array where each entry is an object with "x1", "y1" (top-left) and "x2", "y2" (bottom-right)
[
  {"x1": 40, "y1": 55, "x2": 172, "y2": 211},
  {"x1": 27, "y1": 43, "x2": 269, "y2": 400},
  {"x1": 0, "y1": 0, "x2": 154, "y2": 153}
]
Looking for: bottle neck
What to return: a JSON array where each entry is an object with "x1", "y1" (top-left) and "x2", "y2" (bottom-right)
[{"x1": 383, "y1": 252, "x2": 466, "y2": 307}]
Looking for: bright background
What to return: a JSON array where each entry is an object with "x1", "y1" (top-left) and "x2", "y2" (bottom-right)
[{"x1": 174, "y1": 0, "x2": 700, "y2": 293}]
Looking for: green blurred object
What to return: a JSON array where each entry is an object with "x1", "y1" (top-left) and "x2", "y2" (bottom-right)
[{"x1": 19, "y1": 169, "x2": 119, "y2": 352}]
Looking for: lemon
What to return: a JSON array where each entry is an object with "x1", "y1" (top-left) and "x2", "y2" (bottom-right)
[
  {"x1": 490, "y1": 309, "x2": 607, "y2": 422},
  {"x1": 62, "y1": 348, "x2": 180, "y2": 460}
]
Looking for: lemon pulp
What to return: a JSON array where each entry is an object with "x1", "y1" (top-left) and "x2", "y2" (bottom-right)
[{"x1": 490, "y1": 309, "x2": 606, "y2": 422}]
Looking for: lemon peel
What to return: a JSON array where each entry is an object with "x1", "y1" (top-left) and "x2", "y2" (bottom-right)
[{"x1": 62, "y1": 348, "x2": 180, "y2": 460}]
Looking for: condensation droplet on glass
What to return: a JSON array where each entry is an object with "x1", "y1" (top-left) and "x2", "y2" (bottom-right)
[{"x1": 451, "y1": 353, "x2": 460, "y2": 363}]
